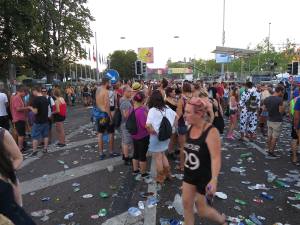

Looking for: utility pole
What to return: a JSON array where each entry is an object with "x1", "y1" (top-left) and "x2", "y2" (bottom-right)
[
  {"x1": 95, "y1": 32, "x2": 100, "y2": 81},
  {"x1": 267, "y1": 22, "x2": 271, "y2": 52},
  {"x1": 221, "y1": 0, "x2": 226, "y2": 78}
]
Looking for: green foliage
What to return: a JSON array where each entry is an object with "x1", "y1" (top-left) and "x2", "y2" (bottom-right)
[{"x1": 109, "y1": 50, "x2": 137, "y2": 80}]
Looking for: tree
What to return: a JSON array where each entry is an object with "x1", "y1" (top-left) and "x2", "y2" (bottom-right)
[
  {"x1": 0, "y1": 0, "x2": 36, "y2": 81},
  {"x1": 109, "y1": 50, "x2": 137, "y2": 80},
  {"x1": 29, "y1": 0, "x2": 94, "y2": 82}
]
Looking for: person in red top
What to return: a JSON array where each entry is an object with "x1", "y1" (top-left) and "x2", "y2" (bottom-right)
[
  {"x1": 10, "y1": 85, "x2": 29, "y2": 152},
  {"x1": 52, "y1": 88, "x2": 67, "y2": 147}
]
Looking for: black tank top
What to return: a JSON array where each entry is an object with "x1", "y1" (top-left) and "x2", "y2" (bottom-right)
[
  {"x1": 165, "y1": 100, "x2": 177, "y2": 112},
  {"x1": 0, "y1": 180, "x2": 36, "y2": 225},
  {"x1": 184, "y1": 125, "x2": 213, "y2": 180}
]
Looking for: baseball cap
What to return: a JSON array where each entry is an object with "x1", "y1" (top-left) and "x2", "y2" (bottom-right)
[{"x1": 132, "y1": 82, "x2": 142, "y2": 91}]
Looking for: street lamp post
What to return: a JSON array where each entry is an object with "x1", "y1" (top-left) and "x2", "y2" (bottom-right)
[
  {"x1": 267, "y1": 22, "x2": 271, "y2": 52},
  {"x1": 221, "y1": 0, "x2": 226, "y2": 78}
]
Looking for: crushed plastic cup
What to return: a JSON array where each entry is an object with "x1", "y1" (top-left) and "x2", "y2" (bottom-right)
[
  {"x1": 138, "y1": 201, "x2": 145, "y2": 210},
  {"x1": 72, "y1": 182, "x2": 80, "y2": 187},
  {"x1": 226, "y1": 216, "x2": 241, "y2": 223},
  {"x1": 91, "y1": 214, "x2": 99, "y2": 219},
  {"x1": 107, "y1": 165, "x2": 114, "y2": 172},
  {"x1": 73, "y1": 187, "x2": 80, "y2": 192},
  {"x1": 231, "y1": 167, "x2": 246, "y2": 173},
  {"x1": 253, "y1": 198, "x2": 264, "y2": 204},
  {"x1": 244, "y1": 218, "x2": 256, "y2": 225},
  {"x1": 147, "y1": 196, "x2": 158, "y2": 208},
  {"x1": 274, "y1": 180, "x2": 290, "y2": 188},
  {"x1": 172, "y1": 194, "x2": 184, "y2": 216},
  {"x1": 82, "y1": 194, "x2": 93, "y2": 199},
  {"x1": 249, "y1": 213, "x2": 263, "y2": 225},
  {"x1": 31, "y1": 209, "x2": 54, "y2": 217},
  {"x1": 64, "y1": 212, "x2": 74, "y2": 220},
  {"x1": 99, "y1": 192, "x2": 109, "y2": 198},
  {"x1": 40, "y1": 216, "x2": 49, "y2": 222},
  {"x1": 291, "y1": 204, "x2": 300, "y2": 209},
  {"x1": 63, "y1": 164, "x2": 69, "y2": 169},
  {"x1": 240, "y1": 152, "x2": 253, "y2": 158},
  {"x1": 241, "y1": 181, "x2": 251, "y2": 185},
  {"x1": 57, "y1": 160, "x2": 65, "y2": 165},
  {"x1": 235, "y1": 199, "x2": 247, "y2": 205},
  {"x1": 128, "y1": 207, "x2": 142, "y2": 217},
  {"x1": 248, "y1": 184, "x2": 269, "y2": 191},
  {"x1": 41, "y1": 197, "x2": 51, "y2": 202},
  {"x1": 98, "y1": 208, "x2": 107, "y2": 217},
  {"x1": 215, "y1": 192, "x2": 228, "y2": 200},
  {"x1": 260, "y1": 192, "x2": 274, "y2": 200}
]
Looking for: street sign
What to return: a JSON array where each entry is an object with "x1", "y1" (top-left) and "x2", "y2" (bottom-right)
[
  {"x1": 105, "y1": 69, "x2": 119, "y2": 84},
  {"x1": 289, "y1": 75, "x2": 294, "y2": 83}
]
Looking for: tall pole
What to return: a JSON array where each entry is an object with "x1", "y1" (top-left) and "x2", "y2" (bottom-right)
[
  {"x1": 268, "y1": 22, "x2": 271, "y2": 52},
  {"x1": 95, "y1": 32, "x2": 100, "y2": 81},
  {"x1": 221, "y1": 0, "x2": 226, "y2": 78}
]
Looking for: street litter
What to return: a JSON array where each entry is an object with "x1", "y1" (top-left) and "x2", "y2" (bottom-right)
[
  {"x1": 159, "y1": 218, "x2": 182, "y2": 225},
  {"x1": 234, "y1": 206, "x2": 242, "y2": 211},
  {"x1": 235, "y1": 199, "x2": 247, "y2": 205},
  {"x1": 248, "y1": 184, "x2": 270, "y2": 190},
  {"x1": 172, "y1": 194, "x2": 184, "y2": 216},
  {"x1": 249, "y1": 213, "x2": 263, "y2": 225},
  {"x1": 41, "y1": 197, "x2": 51, "y2": 202},
  {"x1": 64, "y1": 212, "x2": 74, "y2": 220},
  {"x1": 31, "y1": 209, "x2": 54, "y2": 217},
  {"x1": 128, "y1": 207, "x2": 142, "y2": 217},
  {"x1": 107, "y1": 165, "x2": 114, "y2": 172},
  {"x1": 231, "y1": 167, "x2": 246, "y2": 173},
  {"x1": 226, "y1": 216, "x2": 241, "y2": 223},
  {"x1": 291, "y1": 204, "x2": 300, "y2": 209},
  {"x1": 146, "y1": 196, "x2": 158, "y2": 208},
  {"x1": 140, "y1": 192, "x2": 154, "y2": 198},
  {"x1": 98, "y1": 208, "x2": 107, "y2": 217},
  {"x1": 260, "y1": 192, "x2": 274, "y2": 200},
  {"x1": 287, "y1": 194, "x2": 300, "y2": 200},
  {"x1": 82, "y1": 194, "x2": 93, "y2": 199},
  {"x1": 99, "y1": 192, "x2": 109, "y2": 198},
  {"x1": 241, "y1": 181, "x2": 251, "y2": 185},
  {"x1": 57, "y1": 160, "x2": 65, "y2": 165},
  {"x1": 215, "y1": 192, "x2": 228, "y2": 200},
  {"x1": 138, "y1": 201, "x2": 145, "y2": 210},
  {"x1": 165, "y1": 201, "x2": 173, "y2": 209},
  {"x1": 72, "y1": 183, "x2": 80, "y2": 187},
  {"x1": 90, "y1": 214, "x2": 99, "y2": 219}
]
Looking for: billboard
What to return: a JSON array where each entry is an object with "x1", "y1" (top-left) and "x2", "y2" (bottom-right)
[
  {"x1": 138, "y1": 47, "x2": 154, "y2": 63},
  {"x1": 168, "y1": 68, "x2": 193, "y2": 74},
  {"x1": 215, "y1": 53, "x2": 232, "y2": 64}
]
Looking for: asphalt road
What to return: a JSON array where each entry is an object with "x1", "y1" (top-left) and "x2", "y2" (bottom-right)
[{"x1": 18, "y1": 105, "x2": 300, "y2": 225}]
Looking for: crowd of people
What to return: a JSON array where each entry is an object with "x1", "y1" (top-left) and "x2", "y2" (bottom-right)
[{"x1": 0, "y1": 76, "x2": 298, "y2": 225}]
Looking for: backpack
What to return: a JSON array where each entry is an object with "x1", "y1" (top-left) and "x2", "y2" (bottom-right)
[
  {"x1": 246, "y1": 93, "x2": 258, "y2": 112},
  {"x1": 158, "y1": 109, "x2": 172, "y2": 141},
  {"x1": 126, "y1": 109, "x2": 138, "y2": 135}
]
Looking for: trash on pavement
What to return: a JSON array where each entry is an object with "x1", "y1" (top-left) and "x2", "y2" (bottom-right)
[
  {"x1": 234, "y1": 205, "x2": 242, "y2": 211},
  {"x1": 172, "y1": 194, "x2": 184, "y2": 216},
  {"x1": 160, "y1": 218, "x2": 182, "y2": 225},
  {"x1": 274, "y1": 180, "x2": 290, "y2": 188},
  {"x1": 248, "y1": 184, "x2": 270, "y2": 191},
  {"x1": 240, "y1": 152, "x2": 253, "y2": 159},
  {"x1": 253, "y1": 198, "x2": 264, "y2": 204},
  {"x1": 128, "y1": 207, "x2": 142, "y2": 217},
  {"x1": 226, "y1": 216, "x2": 241, "y2": 223},
  {"x1": 91, "y1": 214, "x2": 99, "y2": 219},
  {"x1": 99, "y1": 192, "x2": 109, "y2": 198},
  {"x1": 291, "y1": 204, "x2": 300, "y2": 209},
  {"x1": 73, "y1": 187, "x2": 80, "y2": 192},
  {"x1": 249, "y1": 213, "x2": 263, "y2": 225},
  {"x1": 138, "y1": 201, "x2": 145, "y2": 210},
  {"x1": 57, "y1": 160, "x2": 65, "y2": 165},
  {"x1": 98, "y1": 208, "x2": 107, "y2": 217},
  {"x1": 140, "y1": 192, "x2": 154, "y2": 198},
  {"x1": 72, "y1": 183, "x2": 80, "y2": 187},
  {"x1": 82, "y1": 194, "x2": 93, "y2": 199},
  {"x1": 165, "y1": 201, "x2": 174, "y2": 209},
  {"x1": 215, "y1": 192, "x2": 228, "y2": 200},
  {"x1": 235, "y1": 199, "x2": 247, "y2": 205},
  {"x1": 260, "y1": 192, "x2": 274, "y2": 200},
  {"x1": 41, "y1": 197, "x2": 51, "y2": 202},
  {"x1": 241, "y1": 181, "x2": 251, "y2": 185},
  {"x1": 146, "y1": 196, "x2": 158, "y2": 208},
  {"x1": 64, "y1": 212, "x2": 74, "y2": 220},
  {"x1": 107, "y1": 165, "x2": 114, "y2": 172},
  {"x1": 31, "y1": 209, "x2": 54, "y2": 217},
  {"x1": 231, "y1": 167, "x2": 246, "y2": 173}
]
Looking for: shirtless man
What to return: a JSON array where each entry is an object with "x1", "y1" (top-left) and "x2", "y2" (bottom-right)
[{"x1": 96, "y1": 78, "x2": 119, "y2": 160}]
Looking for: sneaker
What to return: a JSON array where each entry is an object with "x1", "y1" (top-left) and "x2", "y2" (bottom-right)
[
  {"x1": 268, "y1": 152, "x2": 279, "y2": 158},
  {"x1": 99, "y1": 154, "x2": 106, "y2": 160},
  {"x1": 132, "y1": 170, "x2": 140, "y2": 176},
  {"x1": 56, "y1": 143, "x2": 66, "y2": 148},
  {"x1": 141, "y1": 172, "x2": 150, "y2": 178}
]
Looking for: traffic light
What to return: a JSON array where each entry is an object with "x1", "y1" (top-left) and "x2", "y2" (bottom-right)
[
  {"x1": 135, "y1": 60, "x2": 142, "y2": 75},
  {"x1": 142, "y1": 62, "x2": 147, "y2": 74},
  {"x1": 292, "y1": 61, "x2": 299, "y2": 75},
  {"x1": 287, "y1": 63, "x2": 292, "y2": 74}
]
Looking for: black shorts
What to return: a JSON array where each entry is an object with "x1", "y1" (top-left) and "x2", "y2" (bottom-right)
[
  {"x1": 14, "y1": 121, "x2": 26, "y2": 137},
  {"x1": 291, "y1": 125, "x2": 298, "y2": 140},
  {"x1": 133, "y1": 136, "x2": 149, "y2": 162},
  {"x1": 183, "y1": 174, "x2": 211, "y2": 195},
  {"x1": 53, "y1": 114, "x2": 65, "y2": 123},
  {"x1": 96, "y1": 117, "x2": 115, "y2": 134},
  {"x1": 0, "y1": 115, "x2": 10, "y2": 130}
]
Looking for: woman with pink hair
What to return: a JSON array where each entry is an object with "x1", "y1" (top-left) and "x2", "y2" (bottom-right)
[{"x1": 182, "y1": 97, "x2": 227, "y2": 225}]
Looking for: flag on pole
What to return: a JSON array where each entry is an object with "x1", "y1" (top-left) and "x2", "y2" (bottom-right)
[
  {"x1": 99, "y1": 53, "x2": 102, "y2": 64},
  {"x1": 93, "y1": 45, "x2": 96, "y2": 62},
  {"x1": 88, "y1": 48, "x2": 91, "y2": 61}
]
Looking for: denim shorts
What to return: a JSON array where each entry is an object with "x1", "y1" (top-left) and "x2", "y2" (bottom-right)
[{"x1": 31, "y1": 123, "x2": 49, "y2": 140}]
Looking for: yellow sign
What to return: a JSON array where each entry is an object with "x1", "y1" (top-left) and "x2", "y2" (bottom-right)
[{"x1": 138, "y1": 47, "x2": 154, "y2": 63}]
